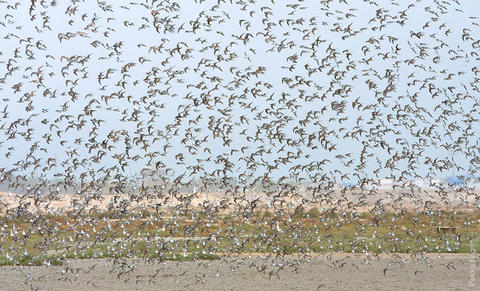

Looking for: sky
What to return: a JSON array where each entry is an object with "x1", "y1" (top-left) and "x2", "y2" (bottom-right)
[{"x1": 0, "y1": 0, "x2": 479, "y2": 192}]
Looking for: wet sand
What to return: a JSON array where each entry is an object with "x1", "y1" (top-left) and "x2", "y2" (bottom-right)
[{"x1": 1, "y1": 253, "x2": 478, "y2": 290}]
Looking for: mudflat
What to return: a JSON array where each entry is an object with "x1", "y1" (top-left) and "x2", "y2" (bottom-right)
[{"x1": 1, "y1": 253, "x2": 478, "y2": 290}]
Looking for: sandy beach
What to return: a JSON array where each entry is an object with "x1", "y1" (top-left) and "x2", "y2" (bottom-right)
[{"x1": 1, "y1": 188, "x2": 478, "y2": 215}]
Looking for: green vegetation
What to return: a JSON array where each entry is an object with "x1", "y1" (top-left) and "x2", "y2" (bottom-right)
[{"x1": 0, "y1": 208, "x2": 478, "y2": 265}]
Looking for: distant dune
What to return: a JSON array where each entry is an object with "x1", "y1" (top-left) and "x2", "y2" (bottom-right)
[{"x1": 1, "y1": 188, "x2": 478, "y2": 215}]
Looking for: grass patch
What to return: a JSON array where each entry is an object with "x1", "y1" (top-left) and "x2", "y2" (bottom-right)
[{"x1": 0, "y1": 209, "x2": 478, "y2": 265}]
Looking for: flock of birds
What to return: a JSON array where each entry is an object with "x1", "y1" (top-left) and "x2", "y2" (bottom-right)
[{"x1": 0, "y1": 0, "x2": 479, "y2": 288}]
